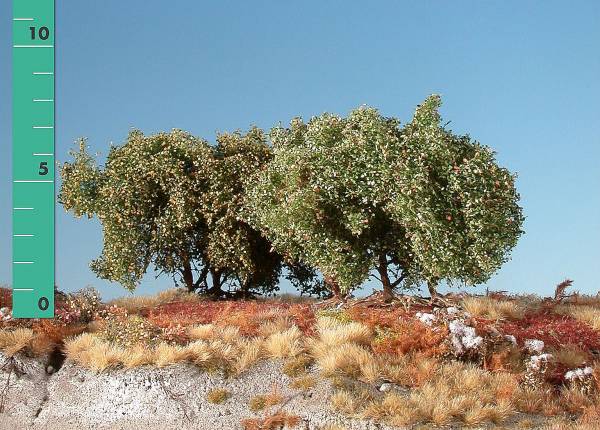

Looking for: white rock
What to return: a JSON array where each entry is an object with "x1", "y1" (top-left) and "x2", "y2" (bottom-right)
[
  {"x1": 565, "y1": 366, "x2": 594, "y2": 381},
  {"x1": 415, "y1": 312, "x2": 436, "y2": 326},
  {"x1": 528, "y1": 353, "x2": 553, "y2": 370},
  {"x1": 446, "y1": 306, "x2": 459, "y2": 316},
  {"x1": 524, "y1": 339, "x2": 545, "y2": 353}
]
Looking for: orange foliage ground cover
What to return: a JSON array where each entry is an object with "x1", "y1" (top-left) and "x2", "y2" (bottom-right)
[{"x1": 143, "y1": 300, "x2": 316, "y2": 336}]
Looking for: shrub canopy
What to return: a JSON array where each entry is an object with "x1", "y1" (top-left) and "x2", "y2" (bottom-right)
[
  {"x1": 59, "y1": 129, "x2": 322, "y2": 297},
  {"x1": 246, "y1": 96, "x2": 524, "y2": 296},
  {"x1": 61, "y1": 96, "x2": 523, "y2": 298}
]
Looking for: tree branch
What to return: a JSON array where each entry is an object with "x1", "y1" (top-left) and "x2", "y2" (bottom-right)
[{"x1": 390, "y1": 271, "x2": 407, "y2": 288}]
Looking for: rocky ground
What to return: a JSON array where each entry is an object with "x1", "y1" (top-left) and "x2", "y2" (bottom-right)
[{"x1": 0, "y1": 353, "x2": 396, "y2": 430}]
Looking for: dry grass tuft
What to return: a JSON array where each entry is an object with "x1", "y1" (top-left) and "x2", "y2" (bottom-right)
[
  {"x1": 316, "y1": 318, "x2": 372, "y2": 347},
  {"x1": 331, "y1": 390, "x2": 361, "y2": 416},
  {"x1": 553, "y1": 345, "x2": 589, "y2": 368},
  {"x1": 380, "y1": 354, "x2": 439, "y2": 387},
  {"x1": 264, "y1": 326, "x2": 303, "y2": 358},
  {"x1": 359, "y1": 361, "x2": 517, "y2": 427},
  {"x1": 282, "y1": 354, "x2": 313, "y2": 377},
  {"x1": 206, "y1": 388, "x2": 230, "y2": 404},
  {"x1": 462, "y1": 296, "x2": 525, "y2": 320},
  {"x1": 257, "y1": 315, "x2": 294, "y2": 338},
  {"x1": 153, "y1": 343, "x2": 190, "y2": 367},
  {"x1": 248, "y1": 391, "x2": 284, "y2": 412},
  {"x1": 121, "y1": 345, "x2": 155, "y2": 368},
  {"x1": 108, "y1": 288, "x2": 201, "y2": 313},
  {"x1": 232, "y1": 338, "x2": 264, "y2": 375},
  {"x1": 0, "y1": 328, "x2": 35, "y2": 357},
  {"x1": 64, "y1": 334, "x2": 126, "y2": 372},
  {"x1": 188, "y1": 324, "x2": 215, "y2": 341},
  {"x1": 289, "y1": 375, "x2": 316, "y2": 391},
  {"x1": 314, "y1": 343, "x2": 375, "y2": 379},
  {"x1": 241, "y1": 411, "x2": 300, "y2": 430}
]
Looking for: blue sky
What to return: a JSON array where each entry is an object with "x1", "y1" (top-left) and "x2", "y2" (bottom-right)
[{"x1": 1, "y1": 1, "x2": 599, "y2": 300}]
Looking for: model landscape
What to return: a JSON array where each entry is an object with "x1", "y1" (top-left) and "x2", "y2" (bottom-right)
[
  {"x1": 1, "y1": 283, "x2": 600, "y2": 429},
  {"x1": 1, "y1": 98, "x2": 598, "y2": 429}
]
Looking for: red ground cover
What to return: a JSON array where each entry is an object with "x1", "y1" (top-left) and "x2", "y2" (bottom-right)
[
  {"x1": 0, "y1": 287, "x2": 11, "y2": 309},
  {"x1": 500, "y1": 311, "x2": 600, "y2": 351}
]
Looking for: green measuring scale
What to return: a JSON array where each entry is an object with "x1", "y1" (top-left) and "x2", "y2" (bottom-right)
[{"x1": 12, "y1": 0, "x2": 55, "y2": 318}]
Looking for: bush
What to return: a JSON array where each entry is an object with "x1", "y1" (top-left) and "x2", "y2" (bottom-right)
[
  {"x1": 97, "y1": 308, "x2": 162, "y2": 348},
  {"x1": 60, "y1": 131, "x2": 321, "y2": 298},
  {"x1": 56, "y1": 287, "x2": 102, "y2": 324},
  {"x1": 246, "y1": 96, "x2": 524, "y2": 297}
]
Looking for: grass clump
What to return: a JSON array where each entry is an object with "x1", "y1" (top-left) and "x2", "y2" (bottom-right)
[
  {"x1": 0, "y1": 328, "x2": 34, "y2": 357},
  {"x1": 289, "y1": 375, "x2": 317, "y2": 391},
  {"x1": 264, "y1": 326, "x2": 303, "y2": 358},
  {"x1": 206, "y1": 388, "x2": 230, "y2": 404},
  {"x1": 282, "y1": 354, "x2": 313, "y2": 377},
  {"x1": 108, "y1": 288, "x2": 201, "y2": 313},
  {"x1": 248, "y1": 391, "x2": 284, "y2": 412},
  {"x1": 241, "y1": 411, "x2": 300, "y2": 430},
  {"x1": 462, "y1": 296, "x2": 525, "y2": 320}
]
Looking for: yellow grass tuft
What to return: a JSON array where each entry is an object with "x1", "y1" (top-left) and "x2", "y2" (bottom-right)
[
  {"x1": 188, "y1": 324, "x2": 215, "y2": 341},
  {"x1": 121, "y1": 345, "x2": 155, "y2": 368},
  {"x1": 264, "y1": 326, "x2": 303, "y2": 358},
  {"x1": 462, "y1": 296, "x2": 525, "y2": 320},
  {"x1": 232, "y1": 338, "x2": 264, "y2": 375},
  {"x1": 218, "y1": 326, "x2": 242, "y2": 344},
  {"x1": 354, "y1": 361, "x2": 518, "y2": 427},
  {"x1": 330, "y1": 390, "x2": 360, "y2": 415},
  {"x1": 314, "y1": 343, "x2": 374, "y2": 378},
  {"x1": 317, "y1": 319, "x2": 372, "y2": 347},
  {"x1": 0, "y1": 328, "x2": 35, "y2": 357},
  {"x1": 185, "y1": 340, "x2": 215, "y2": 368},
  {"x1": 257, "y1": 316, "x2": 294, "y2": 338},
  {"x1": 153, "y1": 343, "x2": 190, "y2": 367},
  {"x1": 65, "y1": 335, "x2": 126, "y2": 372}
]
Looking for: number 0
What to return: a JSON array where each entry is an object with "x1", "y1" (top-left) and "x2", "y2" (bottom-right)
[{"x1": 38, "y1": 297, "x2": 49, "y2": 311}]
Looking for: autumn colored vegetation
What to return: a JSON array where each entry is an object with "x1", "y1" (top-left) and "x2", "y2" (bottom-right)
[{"x1": 2, "y1": 281, "x2": 600, "y2": 428}]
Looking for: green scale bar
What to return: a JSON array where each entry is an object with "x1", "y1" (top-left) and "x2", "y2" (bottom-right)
[{"x1": 12, "y1": 0, "x2": 55, "y2": 318}]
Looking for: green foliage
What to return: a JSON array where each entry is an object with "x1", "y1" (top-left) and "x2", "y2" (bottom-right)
[
  {"x1": 63, "y1": 287, "x2": 102, "y2": 323},
  {"x1": 59, "y1": 130, "x2": 299, "y2": 296},
  {"x1": 385, "y1": 96, "x2": 524, "y2": 286},
  {"x1": 99, "y1": 311, "x2": 162, "y2": 347},
  {"x1": 60, "y1": 96, "x2": 524, "y2": 298},
  {"x1": 246, "y1": 95, "x2": 524, "y2": 294}
]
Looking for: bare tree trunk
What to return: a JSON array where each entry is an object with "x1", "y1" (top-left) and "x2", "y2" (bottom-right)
[
  {"x1": 427, "y1": 280, "x2": 438, "y2": 300},
  {"x1": 324, "y1": 275, "x2": 342, "y2": 298},
  {"x1": 377, "y1": 253, "x2": 394, "y2": 302},
  {"x1": 182, "y1": 260, "x2": 195, "y2": 292},
  {"x1": 206, "y1": 269, "x2": 224, "y2": 297}
]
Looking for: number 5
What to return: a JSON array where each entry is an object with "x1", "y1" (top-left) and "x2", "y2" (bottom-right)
[{"x1": 38, "y1": 161, "x2": 48, "y2": 175}]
